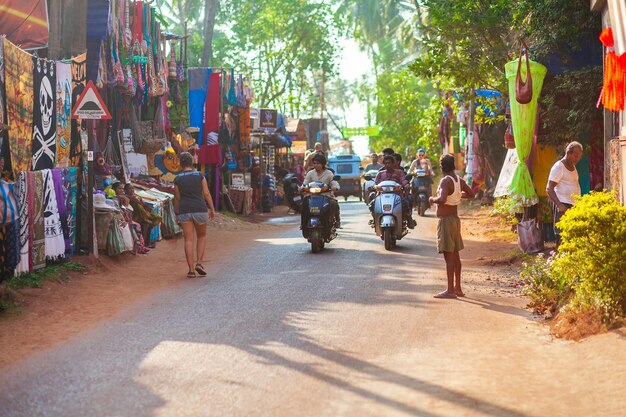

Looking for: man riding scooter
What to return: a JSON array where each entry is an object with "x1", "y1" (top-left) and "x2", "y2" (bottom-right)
[
  {"x1": 370, "y1": 155, "x2": 417, "y2": 229},
  {"x1": 408, "y1": 148, "x2": 434, "y2": 215}
]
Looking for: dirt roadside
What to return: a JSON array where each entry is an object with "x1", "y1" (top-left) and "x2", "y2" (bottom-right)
[{"x1": 0, "y1": 204, "x2": 575, "y2": 370}]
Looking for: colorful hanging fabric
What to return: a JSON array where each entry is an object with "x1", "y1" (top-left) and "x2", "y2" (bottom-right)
[
  {"x1": 61, "y1": 167, "x2": 77, "y2": 254},
  {"x1": 4, "y1": 38, "x2": 34, "y2": 177},
  {"x1": 14, "y1": 171, "x2": 29, "y2": 274},
  {"x1": 55, "y1": 61, "x2": 72, "y2": 168},
  {"x1": 70, "y1": 53, "x2": 87, "y2": 165},
  {"x1": 42, "y1": 169, "x2": 65, "y2": 260},
  {"x1": 0, "y1": 220, "x2": 20, "y2": 281},
  {"x1": 32, "y1": 170, "x2": 46, "y2": 270},
  {"x1": 203, "y1": 71, "x2": 221, "y2": 139},
  {"x1": 599, "y1": 28, "x2": 626, "y2": 112},
  {"x1": 51, "y1": 169, "x2": 69, "y2": 255},
  {"x1": 0, "y1": 37, "x2": 7, "y2": 168},
  {"x1": 188, "y1": 67, "x2": 210, "y2": 144},
  {"x1": 32, "y1": 57, "x2": 57, "y2": 170},
  {"x1": 228, "y1": 68, "x2": 237, "y2": 106},
  {"x1": 504, "y1": 58, "x2": 547, "y2": 209}
]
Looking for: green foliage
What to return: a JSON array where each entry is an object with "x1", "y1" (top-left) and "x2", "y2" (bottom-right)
[
  {"x1": 538, "y1": 67, "x2": 603, "y2": 146},
  {"x1": 521, "y1": 252, "x2": 572, "y2": 314},
  {"x1": 512, "y1": 0, "x2": 600, "y2": 61},
  {"x1": 215, "y1": 0, "x2": 342, "y2": 111},
  {"x1": 522, "y1": 192, "x2": 626, "y2": 324},
  {"x1": 369, "y1": 70, "x2": 439, "y2": 158},
  {"x1": 4, "y1": 262, "x2": 85, "y2": 290},
  {"x1": 492, "y1": 197, "x2": 518, "y2": 223}
]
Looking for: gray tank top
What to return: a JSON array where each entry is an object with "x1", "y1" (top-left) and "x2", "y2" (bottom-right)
[{"x1": 174, "y1": 170, "x2": 208, "y2": 214}]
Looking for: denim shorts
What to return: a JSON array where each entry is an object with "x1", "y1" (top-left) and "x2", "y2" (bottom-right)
[{"x1": 178, "y1": 212, "x2": 209, "y2": 225}]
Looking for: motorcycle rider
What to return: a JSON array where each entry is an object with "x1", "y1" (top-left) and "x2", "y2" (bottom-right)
[
  {"x1": 302, "y1": 153, "x2": 341, "y2": 228},
  {"x1": 372, "y1": 155, "x2": 417, "y2": 229},
  {"x1": 408, "y1": 148, "x2": 434, "y2": 202}
]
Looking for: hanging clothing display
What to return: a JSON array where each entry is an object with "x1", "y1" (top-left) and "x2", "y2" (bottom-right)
[
  {"x1": 42, "y1": 169, "x2": 65, "y2": 260},
  {"x1": 70, "y1": 53, "x2": 87, "y2": 165},
  {"x1": 32, "y1": 57, "x2": 57, "y2": 170},
  {"x1": 14, "y1": 171, "x2": 29, "y2": 274},
  {"x1": 55, "y1": 61, "x2": 72, "y2": 168},
  {"x1": 4, "y1": 38, "x2": 34, "y2": 176},
  {"x1": 188, "y1": 68, "x2": 210, "y2": 144},
  {"x1": 61, "y1": 167, "x2": 77, "y2": 254},
  {"x1": 32, "y1": 171, "x2": 46, "y2": 270},
  {"x1": 203, "y1": 71, "x2": 221, "y2": 140}
]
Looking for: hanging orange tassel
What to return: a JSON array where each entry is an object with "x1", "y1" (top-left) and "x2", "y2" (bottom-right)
[
  {"x1": 600, "y1": 27, "x2": 626, "y2": 112},
  {"x1": 600, "y1": 27, "x2": 615, "y2": 48}
]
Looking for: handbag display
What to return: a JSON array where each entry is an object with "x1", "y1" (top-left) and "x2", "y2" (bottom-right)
[
  {"x1": 517, "y1": 218, "x2": 543, "y2": 254},
  {"x1": 515, "y1": 44, "x2": 533, "y2": 104}
]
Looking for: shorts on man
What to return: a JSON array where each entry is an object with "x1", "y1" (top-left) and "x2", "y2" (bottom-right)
[{"x1": 437, "y1": 215, "x2": 464, "y2": 253}]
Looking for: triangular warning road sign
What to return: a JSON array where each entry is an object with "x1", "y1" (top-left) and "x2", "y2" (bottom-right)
[{"x1": 71, "y1": 80, "x2": 112, "y2": 120}]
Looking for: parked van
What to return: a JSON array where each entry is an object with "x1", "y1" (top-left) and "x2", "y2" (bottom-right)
[{"x1": 328, "y1": 154, "x2": 362, "y2": 201}]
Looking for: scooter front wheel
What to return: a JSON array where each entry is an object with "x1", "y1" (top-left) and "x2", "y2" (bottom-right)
[
  {"x1": 383, "y1": 228, "x2": 394, "y2": 251},
  {"x1": 311, "y1": 229, "x2": 323, "y2": 253},
  {"x1": 418, "y1": 200, "x2": 427, "y2": 216}
]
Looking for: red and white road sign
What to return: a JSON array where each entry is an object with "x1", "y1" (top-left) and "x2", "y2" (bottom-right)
[{"x1": 71, "y1": 80, "x2": 112, "y2": 120}]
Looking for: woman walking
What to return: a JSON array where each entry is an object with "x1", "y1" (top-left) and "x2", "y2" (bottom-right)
[{"x1": 173, "y1": 152, "x2": 216, "y2": 278}]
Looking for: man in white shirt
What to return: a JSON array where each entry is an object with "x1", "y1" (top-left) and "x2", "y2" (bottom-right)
[{"x1": 546, "y1": 141, "x2": 583, "y2": 246}]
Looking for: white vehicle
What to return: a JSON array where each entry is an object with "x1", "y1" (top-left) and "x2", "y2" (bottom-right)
[{"x1": 371, "y1": 180, "x2": 410, "y2": 250}]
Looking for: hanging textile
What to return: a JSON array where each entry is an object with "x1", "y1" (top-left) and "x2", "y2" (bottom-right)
[
  {"x1": 4, "y1": 38, "x2": 34, "y2": 176},
  {"x1": 32, "y1": 57, "x2": 57, "y2": 170},
  {"x1": 227, "y1": 68, "x2": 237, "y2": 106},
  {"x1": 61, "y1": 167, "x2": 77, "y2": 254},
  {"x1": 505, "y1": 57, "x2": 547, "y2": 208},
  {"x1": 55, "y1": 61, "x2": 72, "y2": 168},
  {"x1": 86, "y1": 0, "x2": 110, "y2": 84},
  {"x1": 0, "y1": 220, "x2": 20, "y2": 281},
  {"x1": 42, "y1": 169, "x2": 65, "y2": 260},
  {"x1": 32, "y1": 171, "x2": 46, "y2": 270},
  {"x1": 238, "y1": 106, "x2": 251, "y2": 145},
  {"x1": 0, "y1": 37, "x2": 7, "y2": 168},
  {"x1": 188, "y1": 68, "x2": 210, "y2": 144},
  {"x1": 203, "y1": 71, "x2": 221, "y2": 140},
  {"x1": 14, "y1": 171, "x2": 30, "y2": 274},
  {"x1": 70, "y1": 53, "x2": 87, "y2": 165},
  {"x1": 52, "y1": 169, "x2": 69, "y2": 253}
]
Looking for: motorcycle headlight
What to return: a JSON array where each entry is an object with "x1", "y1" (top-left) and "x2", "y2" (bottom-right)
[
  {"x1": 309, "y1": 187, "x2": 322, "y2": 194},
  {"x1": 381, "y1": 186, "x2": 396, "y2": 192}
]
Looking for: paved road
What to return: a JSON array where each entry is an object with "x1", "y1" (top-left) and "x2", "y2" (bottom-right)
[{"x1": 1, "y1": 201, "x2": 624, "y2": 417}]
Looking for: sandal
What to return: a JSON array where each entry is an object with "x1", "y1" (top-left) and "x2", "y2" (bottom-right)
[
  {"x1": 195, "y1": 264, "x2": 207, "y2": 276},
  {"x1": 187, "y1": 271, "x2": 197, "y2": 279}
]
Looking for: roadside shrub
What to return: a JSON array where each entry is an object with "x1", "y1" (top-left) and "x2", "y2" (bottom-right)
[
  {"x1": 521, "y1": 191, "x2": 626, "y2": 332},
  {"x1": 492, "y1": 197, "x2": 518, "y2": 224}
]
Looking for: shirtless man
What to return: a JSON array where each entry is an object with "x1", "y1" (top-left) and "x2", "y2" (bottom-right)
[{"x1": 429, "y1": 154, "x2": 474, "y2": 298}]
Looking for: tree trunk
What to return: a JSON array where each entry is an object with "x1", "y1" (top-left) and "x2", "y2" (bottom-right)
[{"x1": 201, "y1": 0, "x2": 219, "y2": 66}]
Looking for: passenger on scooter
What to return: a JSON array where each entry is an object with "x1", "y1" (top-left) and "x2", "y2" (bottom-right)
[
  {"x1": 372, "y1": 155, "x2": 417, "y2": 229},
  {"x1": 302, "y1": 153, "x2": 341, "y2": 228}
]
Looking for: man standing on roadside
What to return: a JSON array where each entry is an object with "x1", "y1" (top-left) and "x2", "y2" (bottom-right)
[
  {"x1": 429, "y1": 154, "x2": 474, "y2": 299},
  {"x1": 546, "y1": 141, "x2": 583, "y2": 247}
]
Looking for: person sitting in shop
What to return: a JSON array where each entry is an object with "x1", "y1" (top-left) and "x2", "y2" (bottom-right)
[{"x1": 124, "y1": 183, "x2": 161, "y2": 249}]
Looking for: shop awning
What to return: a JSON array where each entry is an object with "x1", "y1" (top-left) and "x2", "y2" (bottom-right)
[{"x1": 0, "y1": 0, "x2": 49, "y2": 50}]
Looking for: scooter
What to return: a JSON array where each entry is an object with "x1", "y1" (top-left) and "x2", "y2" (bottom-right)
[
  {"x1": 300, "y1": 180, "x2": 340, "y2": 253},
  {"x1": 282, "y1": 173, "x2": 303, "y2": 213},
  {"x1": 411, "y1": 168, "x2": 432, "y2": 217},
  {"x1": 362, "y1": 170, "x2": 379, "y2": 205},
  {"x1": 371, "y1": 180, "x2": 410, "y2": 250}
]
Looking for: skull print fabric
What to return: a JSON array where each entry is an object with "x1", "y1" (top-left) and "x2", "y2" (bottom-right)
[{"x1": 32, "y1": 57, "x2": 57, "y2": 171}]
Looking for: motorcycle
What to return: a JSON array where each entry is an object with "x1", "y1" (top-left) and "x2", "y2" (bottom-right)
[
  {"x1": 371, "y1": 179, "x2": 411, "y2": 250},
  {"x1": 300, "y1": 180, "x2": 340, "y2": 253},
  {"x1": 411, "y1": 168, "x2": 432, "y2": 217},
  {"x1": 282, "y1": 173, "x2": 303, "y2": 213},
  {"x1": 362, "y1": 170, "x2": 379, "y2": 205}
]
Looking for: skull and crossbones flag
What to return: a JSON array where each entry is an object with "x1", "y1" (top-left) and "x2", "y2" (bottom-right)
[{"x1": 32, "y1": 56, "x2": 57, "y2": 171}]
